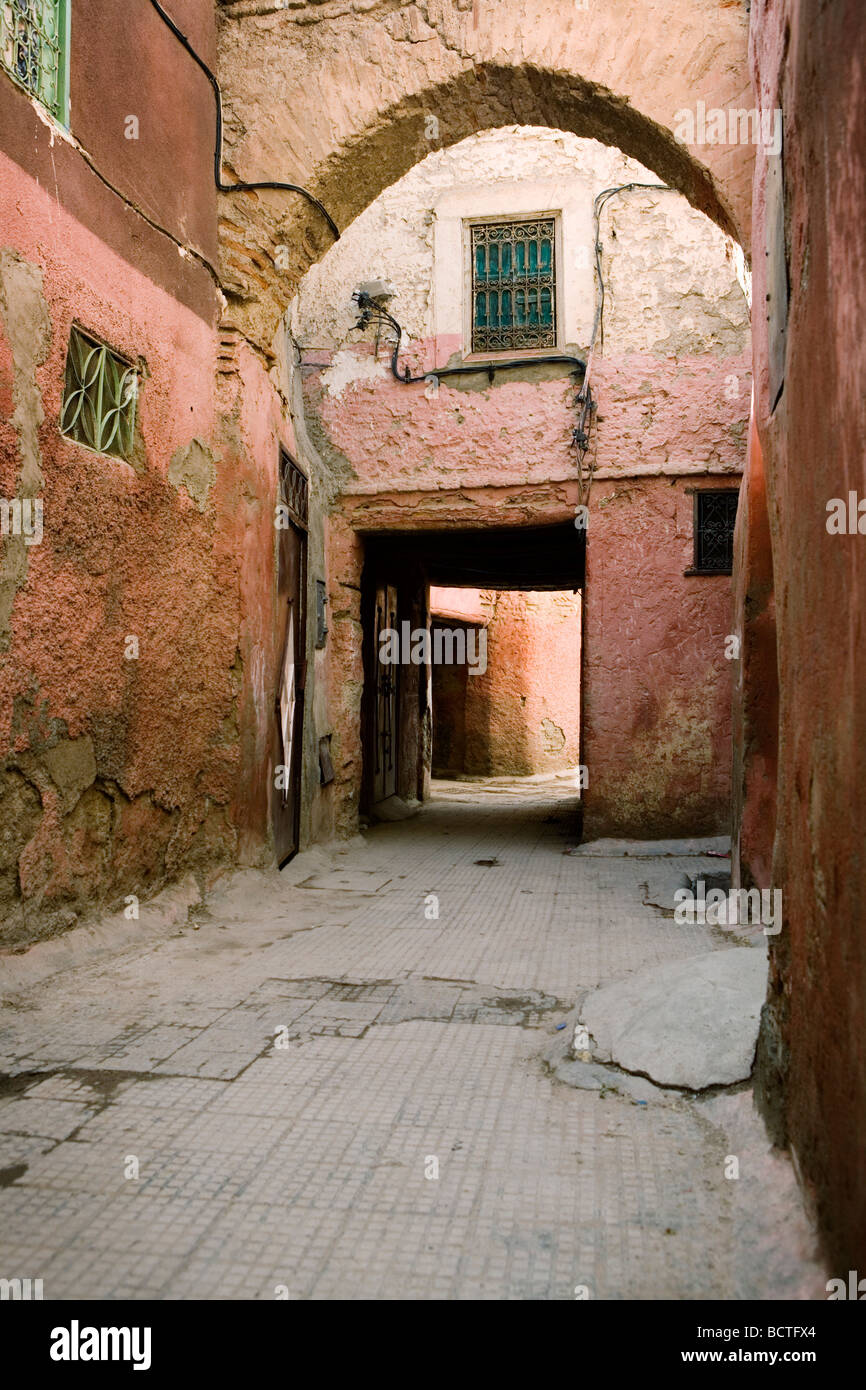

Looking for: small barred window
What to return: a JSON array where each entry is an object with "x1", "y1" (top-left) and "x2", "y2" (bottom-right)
[
  {"x1": 0, "y1": 0, "x2": 69, "y2": 122},
  {"x1": 694, "y1": 490, "x2": 739, "y2": 574},
  {"x1": 469, "y1": 218, "x2": 557, "y2": 353},
  {"x1": 60, "y1": 327, "x2": 139, "y2": 461}
]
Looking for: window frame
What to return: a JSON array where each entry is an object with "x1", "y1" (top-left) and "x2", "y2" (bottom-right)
[
  {"x1": 278, "y1": 445, "x2": 309, "y2": 530},
  {"x1": 0, "y1": 0, "x2": 71, "y2": 126},
  {"x1": 462, "y1": 210, "x2": 564, "y2": 362},
  {"x1": 685, "y1": 487, "x2": 740, "y2": 576},
  {"x1": 59, "y1": 324, "x2": 140, "y2": 462}
]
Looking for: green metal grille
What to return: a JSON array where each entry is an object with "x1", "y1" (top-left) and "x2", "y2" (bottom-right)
[
  {"x1": 471, "y1": 218, "x2": 557, "y2": 352},
  {"x1": 0, "y1": 0, "x2": 68, "y2": 121},
  {"x1": 60, "y1": 327, "x2": 138, "y2": 461}
]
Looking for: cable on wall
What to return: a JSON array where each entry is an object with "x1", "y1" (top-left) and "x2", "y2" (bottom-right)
[
  {"x1": 352, "y1": 292, "x2": 586, "y2": 386},
  {"x1": 573, "y1": 181, "x2": 675, "y2": 502},
  {"x1": 146, "y1": 0, "x2": 340, "y2": 241}
]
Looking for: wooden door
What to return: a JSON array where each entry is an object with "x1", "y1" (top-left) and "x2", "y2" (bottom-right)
[
  {"x1": 273, "y1": 451, "x2": 308, "y2": 866},
  {"x1": 373, "y1": 582, "x2": 399, "y2": 803}
]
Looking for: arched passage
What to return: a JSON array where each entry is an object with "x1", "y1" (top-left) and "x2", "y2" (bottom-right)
[
  {"x1": 216, "y1": 0, "x2": 752, "y2": 351},
  {"x1": 287, "y1": 121, "x2": 750, "y2": 840}
]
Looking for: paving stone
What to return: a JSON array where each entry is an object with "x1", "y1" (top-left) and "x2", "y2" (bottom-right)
[{"x1": 0, "y1": 783, "x2": 822, "y2": 1299}]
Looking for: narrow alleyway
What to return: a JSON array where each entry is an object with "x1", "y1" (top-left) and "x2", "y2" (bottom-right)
[{"x1": 0, "y1": 781, "x2": 819, "y2": 1300}]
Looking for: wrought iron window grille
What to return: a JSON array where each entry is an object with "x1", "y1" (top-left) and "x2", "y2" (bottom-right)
[
  {"x1": 690, "y1": 489, "x2": 739, "y2": 574},
  {"x1": 279, "y1": 447, "x2": 309, "y2": 529},
  {"x1": 469, "y1": 218, "x2": 558, "y2": 353},
  {"x1": 0, "y1": 0, "x2": 68, "y2": 122},
  {"x1": 60, "y1": 327, "x2": 139, "y2": 461}
]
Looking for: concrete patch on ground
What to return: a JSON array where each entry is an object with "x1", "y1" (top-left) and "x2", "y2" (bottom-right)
[
  {"x1": 569, "y1": 836, "x2": 731, "y2": 857},
  {"x1": 639, "y1": 859, "x2": 724, "y2": 913},
  {"x1": 554, "y1": 1058, "x2": 668, "y2": 1104},
  {"x1": 580, "y1": 946, "x2": 768, "y2": 1089},
  {"x1": 542, "y1": 1003, "x2": 673, "y2": 1103},
  {"x1": 298, "y1": 869, "x2": 393, "y2": 893}
]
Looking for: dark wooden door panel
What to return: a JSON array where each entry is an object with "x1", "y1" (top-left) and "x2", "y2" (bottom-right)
[
  {"x1": 373, "y1": 582, "x2": 398, "y2": 804},
  {"x1": 273, "y1": 452, "x2": 308, "y2": 866}
]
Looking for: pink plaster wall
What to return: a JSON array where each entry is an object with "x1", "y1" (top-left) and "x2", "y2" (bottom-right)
[
  {"x1": 745, "y1": 0, "x2": 866, "y2": 1272},
  {"x1": 731, "y1": 414, "x2": 777, "y2": 891},
  {"x1": 305, "y1": 343, "x2": 749, "y2": 494},
  {"x1": 581, "y1": 476, "x2": 735, "y2": 838},
  {"x1": 0, "y1": 156, "x2": 287, "y2": 942},
  {"x1": 432, "y1": 589, "x2": 582, "y2": 778},
  {"x1": 310, "y1": 338, "x2": 745, "y2": 839}
]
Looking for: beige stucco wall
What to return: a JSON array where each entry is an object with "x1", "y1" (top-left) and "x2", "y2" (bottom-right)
[{"x1": 291, "y1": 126, "x2": 749, "y2": 372}]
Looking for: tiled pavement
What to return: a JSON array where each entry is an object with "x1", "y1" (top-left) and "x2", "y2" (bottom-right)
[{"x1": 0, "y1": 780, "x2": 822, "y2": 1299}]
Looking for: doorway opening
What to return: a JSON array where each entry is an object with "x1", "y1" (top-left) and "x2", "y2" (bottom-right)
[
  {"x1": 430, "y1": 586, "x2": 581, "y2": 781},
  {"x1": 359, "y1": 521, "x2": 585, "y2": 827}
]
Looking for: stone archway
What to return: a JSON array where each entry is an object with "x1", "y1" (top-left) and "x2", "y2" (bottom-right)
[{"x1": 216, "y1": 0, "x2": 752, "y2": 352}]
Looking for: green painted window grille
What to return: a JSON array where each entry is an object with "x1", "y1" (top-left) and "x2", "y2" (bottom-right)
[
  {"x1": 0, "y1": 0, "x2": 69, "y2": 123},
  {"x1": 60, "y1": 327, "x2": 139, "y2": 460},
  {"x1": 470, "y1": 218, "x2": 557, "y2": 352}
]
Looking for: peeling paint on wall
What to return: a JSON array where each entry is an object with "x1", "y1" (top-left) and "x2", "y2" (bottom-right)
[
  {"x1": 0, "y1": 247, "x2": 51, "y2": 648},
  {"x1": 168, "y1": 437, "x2": 218, "y2": 512}
]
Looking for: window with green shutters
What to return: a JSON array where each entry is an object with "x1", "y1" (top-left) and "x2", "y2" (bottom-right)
[
  {"x1": 0, "y1": 0, "x2": 70, "y2": 123},
  {"x1": 469, "y1": 217, "x2": 558, "y2": 353},
  {"x1": 60, "y1": 327, "x2": 139, "y2": 461}
]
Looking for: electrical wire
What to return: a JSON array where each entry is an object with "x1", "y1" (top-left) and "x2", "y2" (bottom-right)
[
  {"x1": 349, "y1": 190, "x2": 679, "y2": 500},
  {"x1": 571, "y1": 181, "x2": 675, "y2": 498},
  {"x1": 589, "y1": 182, "x2": 672, "y2": 366},
  {"x1": 351, "y1": 294, "x2": 585, "y2": 384},
  {"x1": 146, "y1": 0, "x2": 340, "y2": 241}
]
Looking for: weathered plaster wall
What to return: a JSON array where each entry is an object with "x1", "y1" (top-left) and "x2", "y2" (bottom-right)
[
  {"x1": 0, "y1": 153, "x2": 295, "y2": 944},
  {"x1": 304, "y1": 347, "x2": 749, "y2": 495},
  {"x1": 71, "y1": 0, "x2": 218, "y2": 264},
  {"x1": 216, "y1": 0, "x2": 752, "y2": 351},
  {"x1": 294, "y1": 133, "x2": 749, "y2": 501},
  {"x1": 744, "y1": 0, "x2": 866, "y2": 1273},
  {"x1": 0, "y1": 0, "x2": 297, "y2": 945},
  {"x1": 0, "y1": 169, "x2": 222, "y2": 942},
  {"x1": 0, "y1": 13, "x2": 218, "y2": 324},
  {"x1": 294, "y1": 129, "x2": 748, "y2": 357},
  {"x1": 731, "y1": 413, "x2": 778, "y2": 892},
  {"x1": 431, "y1": 588, "x2": 582, "y2": 778},
  {"x1": 582, "y1": 477, "x2": 735, "y2": 839}
]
